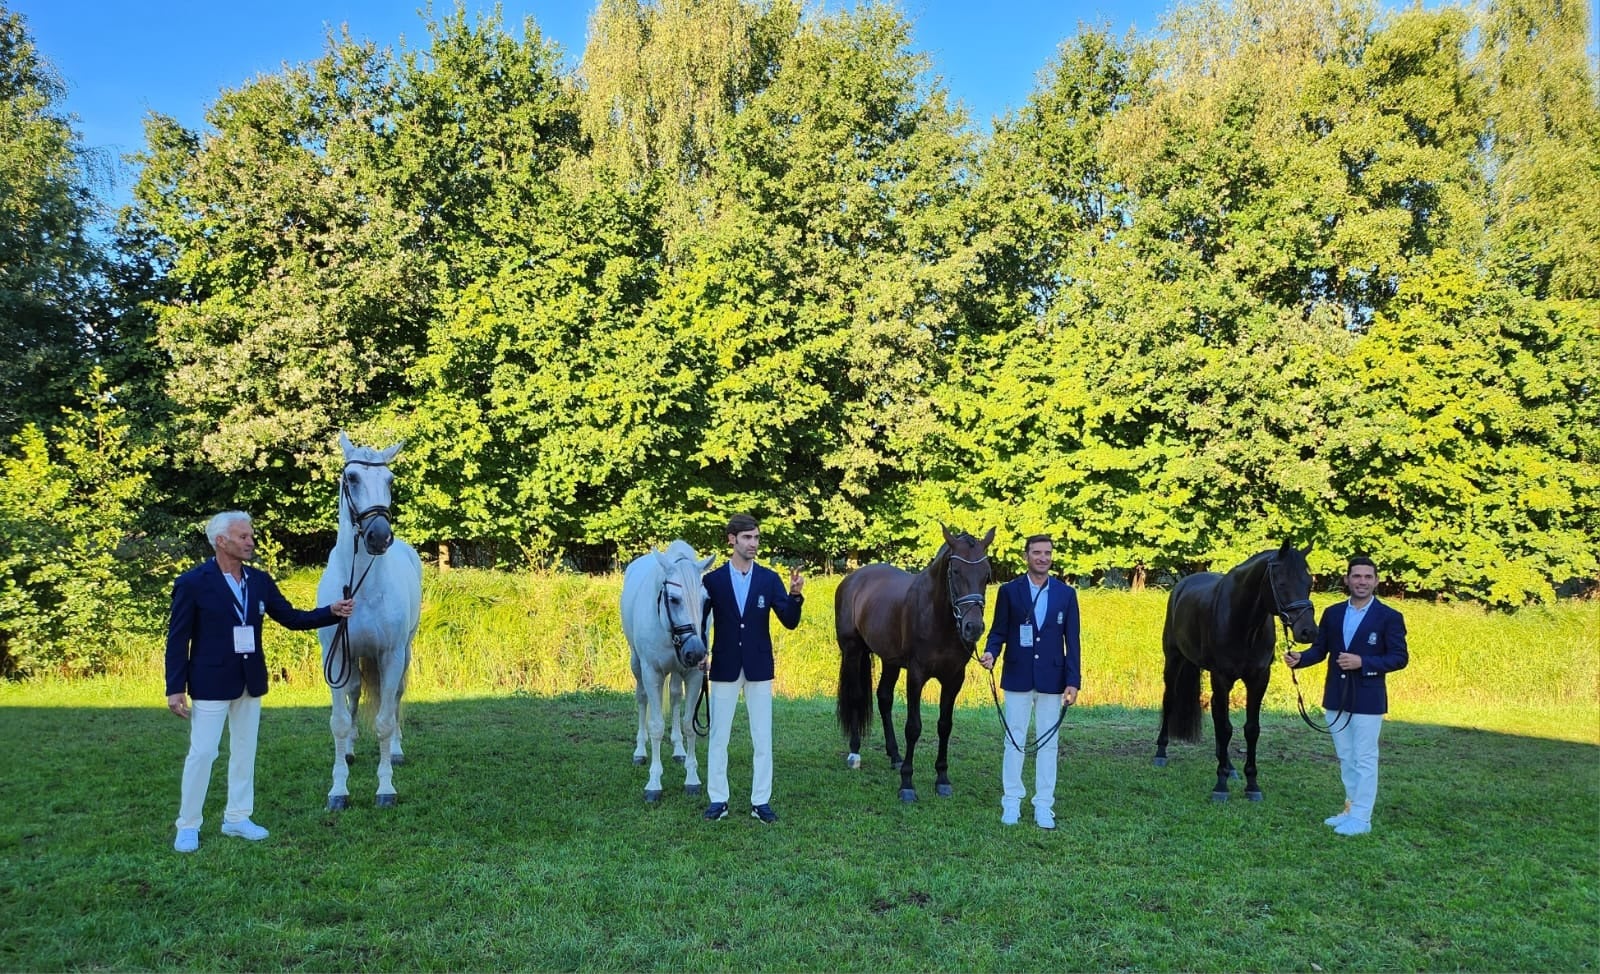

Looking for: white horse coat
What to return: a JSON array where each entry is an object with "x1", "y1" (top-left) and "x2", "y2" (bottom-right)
[
  {"x1": 317, "y1": 433, "x2": 423, "y2": 809},
  {"x1": 621, "y1": 541, "x2": 713, "y2": 802}
]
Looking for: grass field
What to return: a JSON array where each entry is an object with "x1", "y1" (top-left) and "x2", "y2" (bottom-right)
[{"x1": 2, "y1": 569, "x2": 1596, "y2": 971}]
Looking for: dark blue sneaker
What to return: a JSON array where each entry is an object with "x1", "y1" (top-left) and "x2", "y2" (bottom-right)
[
  {"x1": 702, "y1": 802, "x2": 729, "y2": 821},
  {"x1": 750, "y1": 803, "x2": 778, "y2": 824}
]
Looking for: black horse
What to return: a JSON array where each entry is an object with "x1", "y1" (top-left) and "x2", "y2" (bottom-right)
[
  {"x1": 836, "y1": 525, "x2": 995, "y2": 802},
  {"x1": 1154, "y1": 541, "x2": 1318, "y2": 801}
]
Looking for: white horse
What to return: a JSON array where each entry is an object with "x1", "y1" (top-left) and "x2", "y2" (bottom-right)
[
  {"x1": 317, "y1": 433, "x2": 423, "y2": 810},
  {"x1": 621, "y1": 540, "x2": 713, "y2": 802}
]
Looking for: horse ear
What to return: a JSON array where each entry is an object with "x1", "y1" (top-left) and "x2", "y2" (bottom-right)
[
  {"x1": 697, "y1": 555, "x2": 714, "y2": 572},
  {"x1": 941, "y1": 523, "x2": 955, "y2": 544},
  {"x1": 981, "y1": 527, "x2": 996, "y2": 548},
  {"x1": 1278, "y1": 539, "x2": 1295, "y2": 555},
  {"x1": 338, "y1": 430, "x2": 354, "y2": 457},
  {"x1": 653, "y1": 549, "x2": 672, "y2": 570},
  {"x1": 378, "y1": 441, "x2": 403, "y2": 464}
]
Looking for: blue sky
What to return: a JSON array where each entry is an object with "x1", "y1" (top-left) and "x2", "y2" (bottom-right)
[{"x1": 14, "y1": 0, "x2": 1174, "y2": 200}]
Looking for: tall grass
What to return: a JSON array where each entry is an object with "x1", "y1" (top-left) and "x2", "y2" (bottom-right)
[{"x1": 112, "y1": 568, "x2": 1597, "y2": 742}]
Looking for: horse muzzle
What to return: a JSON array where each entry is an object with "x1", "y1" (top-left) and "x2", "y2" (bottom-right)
[
  {"x1": 362, "y1": 517, "x2": 395, "y2": 556},
  {"x1": 960, "y1": 617, "x2": 986, "y2": 645},
  {"x1": 677, "y1": 636, "x2": 707, "y2": 670}
]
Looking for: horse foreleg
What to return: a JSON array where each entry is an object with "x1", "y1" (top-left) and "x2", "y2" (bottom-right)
[
  {"x1": 642, "y1": 671, "x2": 667, "y2": 802},
  {"x1": 327, "y1": 685, "x2": 356, "y2": 810},
  {"x1": 897, "y1": 675, "x2": 926, "y2": 803},
  {"x1": 1209, "y1": 673, "x2": 1237, "y2": 801},
  {"x1": 680, "y1": 670, "x2": 703, "y2": 797},
  {"x1": 632, "y1": 666, "x2": 649, "y2": 766},
  {"x1": 373, "y1": 656, "x2": 407, "y2": 807},
  {"x1": 877, "y1": 664, "x2": 903, "y2": 769},
  {"x1": 933, "y1": 677, "x2": 961, "y2": 798},
  {"x1": 1242, "y1": 668, "x2": 1268, "y2": 801}
]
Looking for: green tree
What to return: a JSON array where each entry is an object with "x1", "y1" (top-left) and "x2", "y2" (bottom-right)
[{"x1": 0, "y1": 7, "x2": 104, "y2": 439}]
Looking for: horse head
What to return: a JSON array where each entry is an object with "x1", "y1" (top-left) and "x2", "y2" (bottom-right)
[
  {"x1": 654, "y1": 546, "x2": 713, "y2": 669},
  {"x1": 940, "y1": 524, "x2": 996, "y2": 645},
  {"x1": 338, "y1": 431, "x2": 401, "y2": 557},
  {"x1": 1268, "y1": 540, "x2": 1317, "y2": 643}
]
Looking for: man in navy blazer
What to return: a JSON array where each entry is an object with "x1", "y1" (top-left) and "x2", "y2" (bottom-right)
[
  {"x1": 1285, "y1": 555, "x2": 1408, "y2": 836},
  {"x1": 165, "y1": 511, "x2": 352, "y2": 853},
  {"x1": 980, "y1": 534, "x2": 1081, "y2": 830},
  {"x1": 699, "y1": 514, "x2": 803, "y2": 824}
]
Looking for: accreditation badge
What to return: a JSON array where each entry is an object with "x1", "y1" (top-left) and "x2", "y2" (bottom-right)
[
  {"x1": 1019, "y1": 624, "x2": 1034, "y2": 648},
  {"x1": 233, "y1": 626, "x2": 254, "y2": 655}
]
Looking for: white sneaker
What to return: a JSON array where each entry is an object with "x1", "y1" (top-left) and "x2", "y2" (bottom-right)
[
  {"x1": 1334, "y1": 818, "x2": 1371, "y2": 836},
  {"x1": 1324, "y1": 801, "x2": 1352, "y2": 827},
  {"x1": 173, "y1": 828, "x2": 199, "y2": 853},
  {"x1": 220, "y1": 819, "x2": 269, "y2": 841},
  {"x1": 1000, "y1": 807, "x2": 1020, "y2": 826},
  {"x1": 1035, "y1": 810, "x2": 1056, "y2": 831}
]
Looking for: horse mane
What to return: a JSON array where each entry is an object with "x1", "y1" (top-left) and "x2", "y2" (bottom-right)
[{"x1": 659, "y1": 539, "x2": 699, "y2": 566}]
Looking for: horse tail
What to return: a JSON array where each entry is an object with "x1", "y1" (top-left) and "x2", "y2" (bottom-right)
[
  {"x1": 835, "y1": 581, "x2": 873, "y2": 740},
  {"x1": 1169, "y1": 656, "x2": 1204, "y2": 743},
  {"x1": 357, "y1": 655, "x2": 382, "y2": 729},
  {"x1": 837, "y1": 640, "x2": 873, "y2": 739}
]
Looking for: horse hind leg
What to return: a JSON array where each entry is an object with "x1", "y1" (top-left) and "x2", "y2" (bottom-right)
[
  {"x1": 668, "y1": 670, "x2": 688, "y2": 765},
  {"x1": 1154, "y1": 647, "x2": 1202, "y2": 768},
  {"x1": 877, "y1": 663, "x2": 904, "y2": 770},
  {"x1": 632, "y1": 672, "x2": 649, "y2": 766}
]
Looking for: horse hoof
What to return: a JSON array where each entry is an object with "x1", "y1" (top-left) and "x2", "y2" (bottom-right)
[
  {"x1": 632, "y1": 756, "x2": 646, "y2": 766},
  {"x1": 672, "y1": 755, "x2": 686, "y2": 765},
  {"x1": 899, "y1": 789, "x2": 918, "y2": 803},
  {"x1": 1247, "y1": 790, "x2": 1264, "y2": 802},
  {"x1": 326, "y1": 795, "x2": 350, "y2": 811},
  {"x1": 845, "y1": 753, "x2": 861, "y2": 770},
  {"x1": 684, "y1": 784, "x2": 701, "y2": 797},
  {"x1": 376, "y1": 794, "x2": 398, "y2": 808},
  {"x1": 644, "y1": 790, "x2": 663, "y2": 803},
  {"x1": 935, "y1": 784, "x2": 953, "y2": 798},
  {"x1": 1152, "y1": 756, "x2": 1168, "y2": 768},
  {"x1": 1211, "y1": 790, "x2": 1229, "y2": 803}
]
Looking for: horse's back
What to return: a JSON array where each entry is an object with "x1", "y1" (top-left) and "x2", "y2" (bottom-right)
[{"x1": 1164, "y1": 571, "x2": 1221, "y2": 665}]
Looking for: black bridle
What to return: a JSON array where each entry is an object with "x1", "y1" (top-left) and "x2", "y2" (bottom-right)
[
  {"x1": 655, "y1": 574, "x2": 713, "y2": 738},
  {"x1": 323, "y1": 458, "x2": 395, "y2": 688},
  {"x1": 946, "y1": 550, "x2": 989, "y2": 639},
  {"x1": 1267, "y1": 556, "x2": 1352, "y2": 735}
]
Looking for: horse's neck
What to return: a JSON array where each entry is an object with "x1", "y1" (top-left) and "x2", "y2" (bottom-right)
[
  {"x1": 1225, "y1": 556, "x2": 1273, "y2": 622},
  {"x1": 919, "y1": 551, "x2": 954, "y2": 618}
]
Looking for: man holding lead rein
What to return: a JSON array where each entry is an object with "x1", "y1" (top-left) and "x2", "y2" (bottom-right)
[{"x1": 980, "y1": 534, "x2": 1081, "y2": 830}]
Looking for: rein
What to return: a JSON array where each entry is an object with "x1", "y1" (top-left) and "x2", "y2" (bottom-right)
[
  {"x1": 323, "y1": 459, "x2": 392, "y2": 688},
  {"x1": 658, "y1": 575, "x2": 712, "y2": 738},
  {"x1": 1265, "y1": 557, "x2": 1352, "y2": 735}
]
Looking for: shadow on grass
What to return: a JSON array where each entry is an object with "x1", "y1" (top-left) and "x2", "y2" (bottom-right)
[{"x1": 3, "y1": 693, "x2": 1596, "y2": 971}]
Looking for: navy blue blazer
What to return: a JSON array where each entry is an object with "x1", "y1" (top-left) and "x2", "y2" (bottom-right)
[
  {"x1": 984, "y1": 575, "x2": 1082, "y2": 694},
  {"x1": 164, "y1": 560, "x2": 338, "y2": 700},
  {"x1": 702, "y1": 561, "x2": 803, "y2": 683},
  {"x1": 1291, "y1": 598, "x2": 1408, "y2": 715}
]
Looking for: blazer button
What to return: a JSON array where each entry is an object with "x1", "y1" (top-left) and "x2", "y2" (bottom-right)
[{"x1": 740, "y1": 623, "x2": 745, "y2": 629}]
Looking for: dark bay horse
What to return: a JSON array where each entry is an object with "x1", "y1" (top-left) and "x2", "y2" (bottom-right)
[
  {"x1": 836, "y1": 525, "x2": 995, "y2": 802},
  {"x1": 1154, "y1": 541, "x2": 1318, "y2": 801}
]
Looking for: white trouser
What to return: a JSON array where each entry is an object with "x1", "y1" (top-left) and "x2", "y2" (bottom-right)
[
  {"x1": 175, "y1": 694, "x2": 261, "y2": 830},
  {"x1": 707, "y1": 673, "x2": 773, "y2": 806},
  {"x1": 1001, "y1": 690, "x2": 1063, "y2": 815},
  {"x1": 1327, "y1": 711, "x2": 1384, "y2": 824}
]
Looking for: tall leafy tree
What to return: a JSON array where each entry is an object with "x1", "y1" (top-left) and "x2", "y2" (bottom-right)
[{"x1": 0, "y1": 7, "x2": 103, "y2": 439}]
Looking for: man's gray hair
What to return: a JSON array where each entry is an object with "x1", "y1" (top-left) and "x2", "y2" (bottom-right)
[{"x1": 205, "y1": 511, "x2": 252, "y2": 550}]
